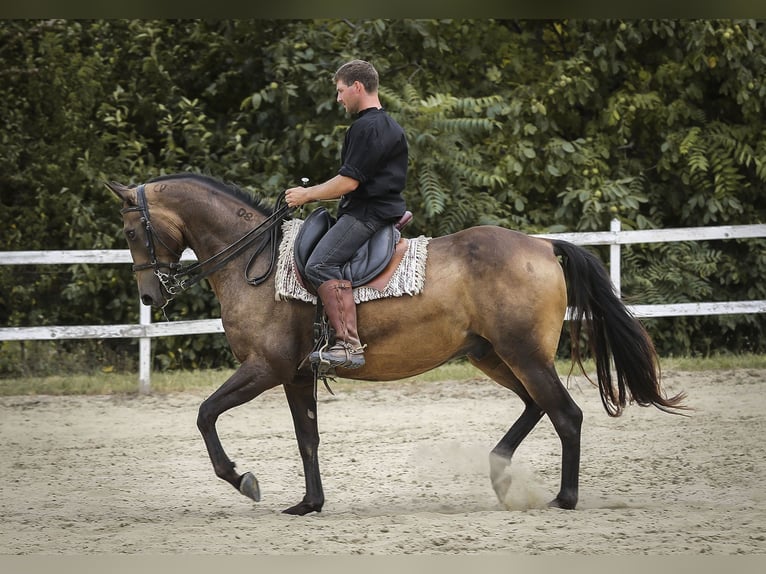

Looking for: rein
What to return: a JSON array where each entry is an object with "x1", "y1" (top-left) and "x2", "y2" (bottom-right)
[{"x1": 123, "y1": 184, "x2": 292, "y2": 301}]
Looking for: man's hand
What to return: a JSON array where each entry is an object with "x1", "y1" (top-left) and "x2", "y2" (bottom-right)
[
  {"x1": 285, "y1": 186, "x2": 312, "y2": 208},
  {"x1": 284, "y1": 174, "x2": 359, "y2": 208}
]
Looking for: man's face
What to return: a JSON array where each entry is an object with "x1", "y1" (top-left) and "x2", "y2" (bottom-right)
[{"x1": 336, "y1": 79, "x2": 361, "y2": 114}]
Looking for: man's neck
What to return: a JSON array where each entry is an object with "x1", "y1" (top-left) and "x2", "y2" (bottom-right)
[{"x1": 358, "y1": 93, "x2": 381, "y2": 110}]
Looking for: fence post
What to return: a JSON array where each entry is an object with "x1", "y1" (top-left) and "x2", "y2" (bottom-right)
[
  {"x1": 610, "y1": 218, "x2": 621, "y2": 297},
  {"x1": 139, "y1": 301, "x2": 151, "y2": 393}
]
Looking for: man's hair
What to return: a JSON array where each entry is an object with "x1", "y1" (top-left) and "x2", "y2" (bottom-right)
[{"x1": 333, "y1": 59, "x2": 379, "y2": 93}]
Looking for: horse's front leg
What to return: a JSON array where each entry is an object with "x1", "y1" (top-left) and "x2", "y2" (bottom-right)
[
  {"x1": 281, "y1": 375, "x2": 324, "y2": 515},
  {"x1": 196, "y1": 361, "x2": 279, "y2": 501}
]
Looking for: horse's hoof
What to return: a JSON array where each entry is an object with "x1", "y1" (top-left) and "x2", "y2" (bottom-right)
[
  {"x1": 282, "y1": 500, "x2": 322, "y2": 516},
  {"x1": 239, "y1": 472, "x2": 261, "y2": 502},
  {"x1": 547, "y1": 496, "x2": 576, "y2": 510},
  {"x1": 490, "y1": 474, "x2": 513, "y2": 503}
]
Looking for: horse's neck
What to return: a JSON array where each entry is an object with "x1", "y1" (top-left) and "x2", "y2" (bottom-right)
[
  {"x1": 163, "y1": 188, "x2": 275, "y2": 301},
  {"x1": 169, "y1": 192, "x2": 264, "y2": 261}
]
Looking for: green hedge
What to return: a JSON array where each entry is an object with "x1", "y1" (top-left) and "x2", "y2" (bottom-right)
[{"x1": 1, "y1": 19, "x2": 764, "y2": 376}]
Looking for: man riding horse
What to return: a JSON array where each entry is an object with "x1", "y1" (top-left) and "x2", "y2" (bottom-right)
[{"x1": 284, "y1": 59, "x2": 408, "y2": 370}]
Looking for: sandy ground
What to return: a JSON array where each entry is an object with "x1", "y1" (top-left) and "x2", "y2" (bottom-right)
[{"x1": 0, "y1": 368, "x2": 764, "y2": 555}]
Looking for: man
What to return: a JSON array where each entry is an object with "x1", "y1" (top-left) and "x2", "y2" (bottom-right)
[{"x1": 284, "y1": 59, "x2": 408, "y2": 369}]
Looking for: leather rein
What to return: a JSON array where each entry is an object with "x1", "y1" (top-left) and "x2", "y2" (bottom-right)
[{"x1": 122, "y1": 184, "x2": 292, "y2": 301}]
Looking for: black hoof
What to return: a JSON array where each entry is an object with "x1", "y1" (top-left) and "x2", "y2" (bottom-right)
[
  {"x1": 282, "y1": 500, "x2": 323, "y2": 516},
  {"x1": 548, "y1": 496, "x2": 577, "y2": 509}
]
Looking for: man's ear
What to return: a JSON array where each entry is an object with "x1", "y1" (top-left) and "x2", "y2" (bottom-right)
[{"x1": 105, "y1": 181, "x2": 136, "y2": 205}]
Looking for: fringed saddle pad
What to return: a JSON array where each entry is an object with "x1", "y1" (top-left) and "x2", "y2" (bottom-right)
[{"x1": 275, "y1": 219, "x2": 430, "y2": 304}]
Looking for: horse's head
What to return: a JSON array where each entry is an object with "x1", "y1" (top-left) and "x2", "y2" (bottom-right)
[{"x1": 107, "y1": 181, "x2": 185, "y2": 308}]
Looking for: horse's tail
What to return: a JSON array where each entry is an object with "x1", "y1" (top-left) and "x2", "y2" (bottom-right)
[{"x1": 551, "y1": 239, "x2": 687, "y2": 417}]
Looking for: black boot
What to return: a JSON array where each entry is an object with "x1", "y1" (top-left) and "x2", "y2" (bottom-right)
[{"x1": 310, "y1": 279, "x2": 365, "y2": 369}]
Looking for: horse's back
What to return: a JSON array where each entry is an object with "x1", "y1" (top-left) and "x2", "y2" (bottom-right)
[{"x1": 428, "y1": 225, "x2": 563, "y2": 289}]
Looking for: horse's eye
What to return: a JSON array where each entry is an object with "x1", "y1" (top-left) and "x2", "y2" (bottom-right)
[{"x1": 125, "y1": 229, "x2": 137, "y2": 240}]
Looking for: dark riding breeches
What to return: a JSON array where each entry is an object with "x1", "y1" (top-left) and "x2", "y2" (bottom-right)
[{"x1": 304, "y1": 213, "x2": 386, "y2": 289}]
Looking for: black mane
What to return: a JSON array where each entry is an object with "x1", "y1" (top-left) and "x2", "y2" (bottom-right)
[{"x1": 147, "y1": 172, "x2": 273, "y2": 216}]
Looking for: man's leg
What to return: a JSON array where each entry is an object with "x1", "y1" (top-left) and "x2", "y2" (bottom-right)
[
  {"x1": 305, "y1": 214, "x2": 383, "y2": 369},
  {"x1": 312, "y1": 279, "x2": 365, "y2": 368}
]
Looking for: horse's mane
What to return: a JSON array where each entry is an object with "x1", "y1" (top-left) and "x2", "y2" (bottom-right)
[{"x1": 147, "y1": 172, "x2": 273, "y2": 216}]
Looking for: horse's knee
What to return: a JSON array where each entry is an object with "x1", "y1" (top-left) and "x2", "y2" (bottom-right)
[{"x1": 197, "y1": 399, "x2": 217, "y2": 432}]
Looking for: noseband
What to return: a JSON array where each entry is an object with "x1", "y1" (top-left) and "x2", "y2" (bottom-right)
[{"x1": 122, "y1": 183, "x2": 292, "y2": 301}]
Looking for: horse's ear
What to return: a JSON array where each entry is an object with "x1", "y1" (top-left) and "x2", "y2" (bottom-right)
[{"x1": 105, "y1": 181, "x2": 135, "y2": 205}]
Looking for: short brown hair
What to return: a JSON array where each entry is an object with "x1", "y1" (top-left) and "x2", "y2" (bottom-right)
[{"x1": 333, "y1": 59, "x2": 379, "y2": 93}]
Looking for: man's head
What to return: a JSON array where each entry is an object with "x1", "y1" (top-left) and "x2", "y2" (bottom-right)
[
  {"x1": 334, "y1": 59, "x2": 380, "y2": 115},
  {"x1": 334, "y1": 59, "x2": 379, "y2": 93}
]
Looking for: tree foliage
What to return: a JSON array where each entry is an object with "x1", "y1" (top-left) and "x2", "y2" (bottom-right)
[{"x1": 1, "y1": 19, "x2": 764, "y2": 375}]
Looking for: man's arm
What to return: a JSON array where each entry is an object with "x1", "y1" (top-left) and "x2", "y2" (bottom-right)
[{"x1": 284, "y1": 174, "x2": 359, "y2": 208}]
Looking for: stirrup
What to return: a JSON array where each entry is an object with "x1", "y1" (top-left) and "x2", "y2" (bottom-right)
[{"x1": 310, "y1": 342, "x2": 366, "y2": 369}]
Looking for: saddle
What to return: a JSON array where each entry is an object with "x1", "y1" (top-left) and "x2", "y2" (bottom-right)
[{"x1": 293, "y1": 207, "x2": 413, "y2": 291}]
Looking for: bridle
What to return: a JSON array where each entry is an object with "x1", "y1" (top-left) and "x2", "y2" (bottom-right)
[{"x1": 122, "y1": 183, "x2": 292, "y2": 302}]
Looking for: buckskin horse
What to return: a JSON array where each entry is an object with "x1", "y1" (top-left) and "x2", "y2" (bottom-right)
[{"x1": 107, "y1": 172, "x2": 686, "y2": 515}]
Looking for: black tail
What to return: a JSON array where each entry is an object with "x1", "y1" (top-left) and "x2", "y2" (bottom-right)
[{"x1": 551, "y1": 239, "x2": 687, "y2": 417}]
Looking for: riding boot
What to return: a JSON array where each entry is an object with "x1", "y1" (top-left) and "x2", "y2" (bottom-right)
[{"x1": 310, "y1": 279, "x2": 366, "y2": 369}]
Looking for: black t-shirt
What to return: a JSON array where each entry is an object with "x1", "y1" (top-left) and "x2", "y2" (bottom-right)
[{"x1": 337, "y1": 107, "x2": 408, "y2": 221}]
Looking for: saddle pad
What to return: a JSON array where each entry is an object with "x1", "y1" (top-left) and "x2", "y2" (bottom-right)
[{"x1": 275, "y1": 219, "x2": 430, "y2": 304}]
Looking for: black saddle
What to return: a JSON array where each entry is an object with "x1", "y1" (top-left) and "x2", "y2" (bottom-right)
[{"x1": 293, "y1": 207, "x2": 411, "y2": 288}]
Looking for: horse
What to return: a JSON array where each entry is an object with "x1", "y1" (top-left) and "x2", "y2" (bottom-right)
[{"x1": 107, "y1": 172, "x2": 686, "y2": 515}]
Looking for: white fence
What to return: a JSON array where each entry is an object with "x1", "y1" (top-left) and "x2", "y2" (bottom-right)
[{"x1": 2, "y1": 219, "x2": 765, "y2": 392}]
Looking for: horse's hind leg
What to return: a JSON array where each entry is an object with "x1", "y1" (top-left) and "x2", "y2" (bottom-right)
[
  {"x1": 519, "y1": 362, "x2": 582, "y2": 509},
  {"x1": 510, "y1": 356, "x2": 582, "y2": 509},
  {"x1": 469, "y1": 352, "x2": 544, "y2": 505},
  {"x1": 471, "y1": 349, "x2": 583, "y2": 509}
]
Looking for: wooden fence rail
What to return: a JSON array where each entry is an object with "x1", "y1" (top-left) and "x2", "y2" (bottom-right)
[{"x1": 2, "y1": 220, "x2": 765, "y2": 392}]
